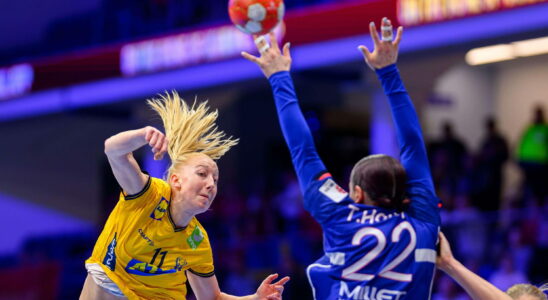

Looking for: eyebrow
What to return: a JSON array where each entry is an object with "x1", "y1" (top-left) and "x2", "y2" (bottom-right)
[{"x1": 196, "y1": 164, "x2": 219, "y2": 175}]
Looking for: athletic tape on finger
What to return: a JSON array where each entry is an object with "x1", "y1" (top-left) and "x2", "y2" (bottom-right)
[{"x1": 381, "y1": 25, "x2": 393, "y2": 42}]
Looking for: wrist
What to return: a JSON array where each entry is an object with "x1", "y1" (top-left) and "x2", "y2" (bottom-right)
[
  {"x1": 439, "y1": 257, "x2": 460, "y2": 276},
  {"x1": 248, "y1": 293, "x2": 259, "y2": 300}
]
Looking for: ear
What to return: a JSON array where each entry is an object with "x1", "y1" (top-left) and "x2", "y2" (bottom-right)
[
  {"x1": 170, "y1": 173, "x2": 182, "y2": 190},
  {"x1": 352, "y1": 185, "x2": 365, "y2": 204}
]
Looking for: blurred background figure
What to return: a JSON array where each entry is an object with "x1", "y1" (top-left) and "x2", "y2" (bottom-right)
[
  {"x1": 429, "y1": 121, "x2": 469, "y2": 207},
  {"x1": 474, "y1": 117, "x2": 509, "y2": 212},
  {"x1": 517, "y1": 106, "x2": 548, "y2": 205}
]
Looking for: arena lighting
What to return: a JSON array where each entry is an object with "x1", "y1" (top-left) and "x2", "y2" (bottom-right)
[
  {"x1": 513, "y1": 36, "x2": 548, "y2": 57},
  {"x1": 465, "y1": 44, "x2": 514, "y2": 65},
  {"x1": 466, "y1": 36, "x2": 548, "y2": 65}
]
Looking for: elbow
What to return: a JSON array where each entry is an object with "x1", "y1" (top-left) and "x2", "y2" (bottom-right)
[{"x1": 104, "y1": 136, "x2": 117, "y2": 156}]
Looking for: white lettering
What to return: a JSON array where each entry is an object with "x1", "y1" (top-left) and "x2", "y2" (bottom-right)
[
  {"x1": 347, "y1": 204, "x2": 360, "y2": 221},
  {"x1": 361, "y1": 210, "x2": 377, "y2": 224},
  {"x1": 339, "y1": 281, "x2": 361, "y2": 299},
  {"x1": 346, "y1": 208, "x2": 403, "y2": 225},
  {"x1": 375, "y1": 213, "x2": 388, "y2": 223},
  {"x1": 338, "y1": 282, "x2": 407, "y2": 300}
]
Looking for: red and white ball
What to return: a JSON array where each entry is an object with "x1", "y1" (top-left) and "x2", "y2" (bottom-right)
[{"x1": 228, "y1": 0, "x2": 285, "y2": 35}]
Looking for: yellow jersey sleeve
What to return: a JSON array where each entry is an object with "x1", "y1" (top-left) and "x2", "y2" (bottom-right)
[{"x1": 186, "y1": 221, "x2": 215, "y2": 277}]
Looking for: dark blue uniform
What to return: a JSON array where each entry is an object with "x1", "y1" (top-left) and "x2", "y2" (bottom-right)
[{"x1": 268, "y1": 65, "x2": 440, "y2": 300}]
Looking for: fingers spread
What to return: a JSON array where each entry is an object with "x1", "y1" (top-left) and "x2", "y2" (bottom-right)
[
  {"x1": 241, "y1": 51, "x2": 260, "y2": 64},
  {"x1": 274, "y1": 276, "x2": 290, "y2": 286},
  {"x1": 282, "y1": 42, "x2": 291, "y2": 58},
  {"x1": 262, "y1": 273, "x2": 279, "y2": 285},
  {"x1": 269, "y1": 32, "x2": 280, "y2": 52},
  {"x1": 369, "y1": 22, "x2": 381, "y2": 46},
  {"x1": 393, "y1": 26, "x2": 403, "y2": 47},
  {"x1": 358, "y1": 45, "x2": 371, "y2": 60}
]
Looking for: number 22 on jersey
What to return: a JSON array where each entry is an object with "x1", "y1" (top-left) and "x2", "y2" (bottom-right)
[{"x1": 342, "y1": 221, "x2": 416, "y2": 282}]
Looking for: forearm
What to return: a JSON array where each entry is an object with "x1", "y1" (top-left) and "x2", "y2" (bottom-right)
[
  {"x1": 376, "y1": 65, "x2": 425, "y2": 155},
  {"x1": 217, "y1": 292, "x2": 257, "y2": 300},
  {"x1": 376, "y1": 64, "x2": 433, "y2": 184},
  {"x1": 441, "y1": 259, "x2": 512, "y2": 300},
  {"x1": 269, "y1": 71, "x2": 326, "y2": 189},
  {"x1": 104, "y1": 127, "x2": 148, "y2": 157}
]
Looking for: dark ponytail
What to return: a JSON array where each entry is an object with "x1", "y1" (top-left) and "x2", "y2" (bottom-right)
[{"x1": 350, "y1": 154, "x2": 409, "y2": 211}]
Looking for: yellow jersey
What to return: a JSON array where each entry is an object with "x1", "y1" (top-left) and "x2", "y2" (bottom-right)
[{"x1": 86, "y1": 176, "x2": 215, "y2": 300}]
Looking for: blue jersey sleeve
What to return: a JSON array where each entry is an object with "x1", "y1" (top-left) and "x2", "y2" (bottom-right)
[
  {"x1": 268, "y1": 71, "x2": 328, "y2": 203},
  {"x1": 375, "y1": 65, "x2": 440, "y2": 225}
]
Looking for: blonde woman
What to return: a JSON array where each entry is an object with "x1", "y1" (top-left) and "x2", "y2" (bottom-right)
[
  {"x1": 437, "y1": 232, "x2": 547, "y2": 300},
  {"x1": 80, "y1": 94, "x2": 289, "y2": 300}
]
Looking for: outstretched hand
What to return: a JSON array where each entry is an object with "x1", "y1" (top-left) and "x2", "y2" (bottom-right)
[
  {"x1": 241, "y1": 32, "x2": 292, "y2": 78},
  {"x1": 358, "y1": 17, "x2": 403, "y2": 70},
  {"x1": 254, "y1": 273, "x2": 290, "y2": 300}
]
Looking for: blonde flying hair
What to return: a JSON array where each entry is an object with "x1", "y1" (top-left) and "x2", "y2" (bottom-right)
[
  {"x1": 147, "y1": 91, "x2": 239, "y2": 179},
  {"x1": 507, "y1": 283, "x2": 548, "y2": 300}
]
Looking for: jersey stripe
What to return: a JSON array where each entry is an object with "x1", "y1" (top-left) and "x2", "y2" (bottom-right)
[
  {"x1": 124, "y1": 176, "x2": 152, "y2": 200},
  {"x1": 188, "y1": 268, "x2": 215, "y2": 278},
  {"x1": 414, "y1": 249, "x2": 436, "y2": 263}
]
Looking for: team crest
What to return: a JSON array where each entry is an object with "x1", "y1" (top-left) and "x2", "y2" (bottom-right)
[
  {"x1": 319, "y1": 179, "x2": 348, "y2": 203},
  {"x1": 187, "y1": 226, "x2": 204, "y2": 250},
  {"x1": 175, "y1": 257, "x2": 187, "y2": 271},
  {"x1": 150, "y1": 197, "x2": 170, "y2": 220}
]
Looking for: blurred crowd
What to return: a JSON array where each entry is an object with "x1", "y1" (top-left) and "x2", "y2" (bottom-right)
[{"x1": 430, "y1": 106, "x2": 548, "y2": 299}]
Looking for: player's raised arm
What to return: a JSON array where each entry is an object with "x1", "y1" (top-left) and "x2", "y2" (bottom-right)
[
  {"x1": 104, "y1": 126, "x2": 168, "y2": 195},
  {"x1": 359, "y1": 18, "x2": 439, "y2": 223},
  {"x1": 242, "y1": 33, "x2": 326, "y2": 191}
]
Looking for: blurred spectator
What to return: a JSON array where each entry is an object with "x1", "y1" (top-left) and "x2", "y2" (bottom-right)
[
  {"x1": 221, "y1": 252, "x2": 256, "y2": 296},
  {"x1": 432, "y1": 274, "x2": 470, "y2": 300},
  {"x1": 490, "y1": 253, "x2": 529, "y2": 292},
  {"x1": 429, "y1": 121, "x2": 469, "y2": 203},
  {"x1": 517, "y1": 106, "x2": 548, "y2": 204},
  {"x1": 474, "y1": 117, "x2": 509, "y2": 211},
  {"x1": 272, "y1": 171, "x2": 305, "y2": 233},
  {"x1": 444, "y1": 194, "x2": 487, "y2": 261}
]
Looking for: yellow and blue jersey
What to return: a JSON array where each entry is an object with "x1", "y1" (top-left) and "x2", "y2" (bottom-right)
[{"x1": 86, "y1": 177, "x2": 215, "y2": 300}]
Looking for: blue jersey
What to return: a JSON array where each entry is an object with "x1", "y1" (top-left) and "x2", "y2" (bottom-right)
[{"x1": 268, "y1": 65, "x2": 440, "y2": 300}]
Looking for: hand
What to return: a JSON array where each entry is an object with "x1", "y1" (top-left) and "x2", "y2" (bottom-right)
[
  {"x1": 143, "y1": 126, "x2": 168, "y2": 160},
  {"x1": 254, "y1": 273, "x2": 290, "y2": 300},
  {"x1": 358, "y1": 17, "x2": 403, "y2": 70},
  {"x1": 436, "y1": 232, "x2": 455, "y2": 273},
  {"x1": 241, "y1": 32, "x2": 292, "y2": 78}
]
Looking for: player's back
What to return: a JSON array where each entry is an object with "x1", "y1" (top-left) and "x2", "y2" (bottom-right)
[{"x1": 305, "y1": 177, "x2": 438, "y2": 300}]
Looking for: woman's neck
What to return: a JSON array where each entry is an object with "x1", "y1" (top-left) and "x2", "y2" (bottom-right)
[{"x1": 169, "y1": 196, "x2": 195, "y2": 228}]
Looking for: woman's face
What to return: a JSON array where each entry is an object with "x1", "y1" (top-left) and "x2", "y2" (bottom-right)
[{"x1": 171, "y1": 154, "x2": 218, "y2": 215}]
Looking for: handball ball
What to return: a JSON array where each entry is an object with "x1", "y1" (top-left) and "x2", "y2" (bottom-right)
[{"x1": 228, "y1": 0, "x2": 285, "y2": 35}]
